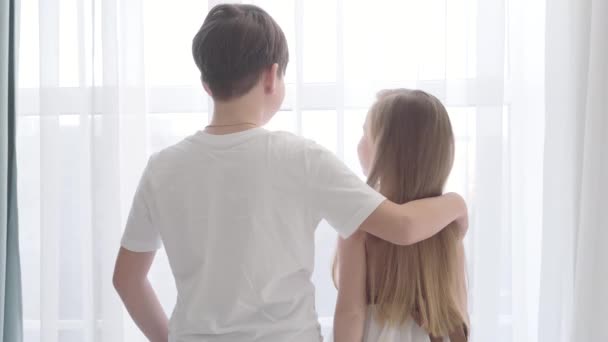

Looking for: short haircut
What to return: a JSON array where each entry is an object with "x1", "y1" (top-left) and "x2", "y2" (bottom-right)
[{"x1": 192, "y1": 4, "x2": 289, "y2": 101}]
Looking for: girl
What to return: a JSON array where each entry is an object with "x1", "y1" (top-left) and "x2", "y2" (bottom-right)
[{"x1": 333, "y1": 89, "x2": 469, "y2": 342}]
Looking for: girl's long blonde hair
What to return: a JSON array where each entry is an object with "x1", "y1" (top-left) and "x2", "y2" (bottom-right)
[{"x1": 338, "y1": 89, "x2": 468, "y2": 339}]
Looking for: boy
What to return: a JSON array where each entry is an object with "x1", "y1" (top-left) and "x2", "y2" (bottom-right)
[{"x1": 113, "y1": 4, "x2": 467, "y2": 342}]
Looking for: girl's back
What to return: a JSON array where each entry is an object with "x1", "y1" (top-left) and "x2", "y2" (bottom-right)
[
  {"x1": 333, "y1": 89, "x2": 469, "y2": 342},
  {"x1": 364, "y1": 234, "x2": 468, "y2": 342},
  {"x1": 363, "y1": 89, "x2": 469, "y2": 341},
  {"x1": 364, "y1": 309, "x2": 447, "y2": 342}
]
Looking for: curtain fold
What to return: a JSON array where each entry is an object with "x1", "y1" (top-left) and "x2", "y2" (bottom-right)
[
  {"x1": 539, "y1": 0, "x2": 608, "y2": 340},
  {"x1": 0, "y1": 0, "x2": 23, "y2": 341},
  {"x1": 570, "y1": 1, "x2": 608, "y2": 339}
]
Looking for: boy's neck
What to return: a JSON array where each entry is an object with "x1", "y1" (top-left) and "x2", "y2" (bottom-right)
[{"x1": 206, "y1": 92, "x2": 266, "y2": 134}]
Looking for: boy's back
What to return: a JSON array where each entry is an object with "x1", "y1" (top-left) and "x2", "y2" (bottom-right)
[{"x1": 121, "y1": 128, "x2": 385, "y2": 341}]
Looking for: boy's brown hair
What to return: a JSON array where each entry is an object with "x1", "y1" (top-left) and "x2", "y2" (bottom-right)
[{"x1": 192, "y1": 4, "x2": 289, "y2": 101}]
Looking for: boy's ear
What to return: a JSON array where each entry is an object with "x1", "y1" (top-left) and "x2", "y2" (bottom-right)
[
  {"x1": 263, "y1": 63, "x2": 280, "y2": 94},
  {"x1": 203, "y1": 83, "x2": 213, "y2": 97}
]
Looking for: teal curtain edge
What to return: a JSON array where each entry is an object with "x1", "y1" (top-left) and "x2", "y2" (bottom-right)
[{"x1": 4, "y1": 0, "x2": 23, "y2": 340}]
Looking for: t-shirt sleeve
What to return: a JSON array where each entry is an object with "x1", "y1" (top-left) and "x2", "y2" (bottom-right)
[
  {"x1": 304, "y1": 142, "x2": 386, "y2": 239},
  {"x1": 121, "y1": 158, "x2": 162, "y2": 252}
]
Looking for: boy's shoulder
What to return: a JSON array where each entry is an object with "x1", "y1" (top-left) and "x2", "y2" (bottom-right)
[
  {"x1": 265, "y1": 130, "x2": 332, "y2": 158},
  {"x1": 145, "y1": 129, "x2": 331, "y2": 172},
  {"x1": 143, "y1": 133, "x2": 211, "y2": 179},
  {"x1": 148, "y1": 133, "x2": 200, "y2": 164},
  {"x1": 266, "y1": 130, "x2": 324, "y2": 148},
  {"x1": 266, "y1": 129, "x2": 302, "y2": 142}
]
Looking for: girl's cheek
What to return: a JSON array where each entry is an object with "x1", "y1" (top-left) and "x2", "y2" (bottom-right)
[{"x1": 358, "y1": 137, "x2": 371, "y2": 176}]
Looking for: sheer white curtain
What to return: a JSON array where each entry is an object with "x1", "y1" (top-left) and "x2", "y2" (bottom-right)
[
  {"x1": 539, "y1": 0, "x2": 608, "y2": 340},
  {"x1": 17, "y1": 0, "x2": 547, "y2": 341}
]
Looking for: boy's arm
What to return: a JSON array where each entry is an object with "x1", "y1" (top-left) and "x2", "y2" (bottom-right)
[
  {"x1": 303, "y1": 142, "x2": 467, "y2": 244},
  {"x1": 334, "y1": 231, "x2": 368, "y2": 342},
  {"x1": 113, "y1": 248, "x2": 169, "y2": 342},
  {"x1": 359, "y1": 192, "x2": 468, "y2": 246}
]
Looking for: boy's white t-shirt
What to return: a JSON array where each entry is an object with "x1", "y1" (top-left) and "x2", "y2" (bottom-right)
[{"x1": 121, "y1": 128, "x2": 385, "y2": 342}]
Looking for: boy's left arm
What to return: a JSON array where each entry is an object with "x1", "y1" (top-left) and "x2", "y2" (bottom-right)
[{"x1": 113, "y1": 247, "x2": 169, "y2": 342}]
